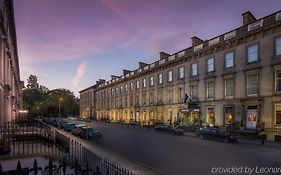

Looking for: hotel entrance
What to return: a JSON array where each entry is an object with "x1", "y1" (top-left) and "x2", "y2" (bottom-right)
[{"x1": 179, "y1": 102, "x2": 200, "y2": 127}]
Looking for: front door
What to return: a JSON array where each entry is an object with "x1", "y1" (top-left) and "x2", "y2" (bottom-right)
[{"x1": 246, "y1": 105, "x2": 258, "y2": 129}]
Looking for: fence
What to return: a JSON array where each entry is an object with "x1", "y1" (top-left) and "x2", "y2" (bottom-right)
[
  {"x1": 265, "y1": 128, "x2": 281, "y2": 141},
  {"x1": 0, "y1": 119, "x2": 136, "y2": 175}
]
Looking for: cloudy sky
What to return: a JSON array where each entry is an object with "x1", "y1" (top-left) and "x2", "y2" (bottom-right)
[{"x1": 14, "y1": 0, "x2": 281, "y2": 96}]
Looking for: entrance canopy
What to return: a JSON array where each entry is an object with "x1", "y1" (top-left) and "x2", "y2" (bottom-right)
[{"x1": 179, "y1": 102, "x2": 200, "y2": 113}]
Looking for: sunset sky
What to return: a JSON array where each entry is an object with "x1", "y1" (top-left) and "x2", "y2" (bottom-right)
[{"x1": 13, "y1": 0, "x2": 281, "y2": 96}]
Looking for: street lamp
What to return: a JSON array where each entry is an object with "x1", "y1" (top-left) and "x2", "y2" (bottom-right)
[{"x1": 58, "y1": 97, "x2": 63, "y2": 122}]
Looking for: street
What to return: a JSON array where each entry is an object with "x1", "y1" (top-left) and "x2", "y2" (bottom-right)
[{"x1": 68, "y1": 121, "x2": 281, "y2": 175}]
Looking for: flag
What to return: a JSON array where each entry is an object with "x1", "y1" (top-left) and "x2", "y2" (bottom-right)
[
  {"x1": 184, "y1": 93, "x2": 189, "y2": 103},
  {"x1": 184, "y1": 92, "x2": 192, "y2": 103}
]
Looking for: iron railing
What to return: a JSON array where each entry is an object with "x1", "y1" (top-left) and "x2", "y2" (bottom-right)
[{"x1": 0, "y1": 120, "x2": 136, "y2": 175}]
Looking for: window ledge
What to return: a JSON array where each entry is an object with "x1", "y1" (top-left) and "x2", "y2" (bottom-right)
[{"x1": 224, "y1": 96, "x2": 233, "y2": 99}]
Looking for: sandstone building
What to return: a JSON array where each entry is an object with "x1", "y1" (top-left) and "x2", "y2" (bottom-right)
[
  {"x1": 0, "y1": 0, "x2": 22, "y2": 124},
  {"x1": 80, "y1": 10, "x2": 281, "y2": 141}
]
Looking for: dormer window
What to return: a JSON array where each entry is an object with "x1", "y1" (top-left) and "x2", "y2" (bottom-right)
[
  {"x1": 248, "y1": 20, "x2": 263, "y2": 31},
  {"x1": 193, "y1": 44, "x2": 203, "y2": 52}
]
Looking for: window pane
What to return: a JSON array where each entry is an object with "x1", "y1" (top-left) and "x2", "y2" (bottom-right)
[
  {"x1": 276, "y1": 70, "x2": 281, "y2": 92},
  {"x1": 179, "y1": 67, "x2": 184, "y2": 79},
  {"x1": 225, "y1": 52, "x2": 234, "y2": 68},
  {"x1": 247, "y1": 74, "x2": 258, "y2": 95},
  {"x1": 159, "y1": 74, "x2": 163, "y2": 84},
  {"x1": 248, "y1": 45, "x2": 258, "y2": 63},
  {"x1": 192, "y1": 63, "x2": 197, "y2": 76},
  {"x1": 207, "y1": 82, "x2": 214, "y2": 99},
  {"x1": 191, "y1": 85, "x2": 198, "y2": 99},
  {"x1": 168, "y1": 71, "x2": 173, "y2": 82},
  {"x1": 225, "y1": 79, "x2": 234, "y2": 97},
  {"x1": 150, "y1": 76, "x2": 154, "y2": 86},
  {"x1": 276, "y1": 37, "x2": 281, "y2": 56},
  {"x1": 207, "y1": 58, "x2": 214, "y2": 72}
]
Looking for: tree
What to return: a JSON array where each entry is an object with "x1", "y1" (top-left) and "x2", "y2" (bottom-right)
[
  {"x1": 26, "y1": 75, "x2": 39, "y2": 89},
  {"x1": 23, "y1": 75, "x2": 79, "y2": 117}
]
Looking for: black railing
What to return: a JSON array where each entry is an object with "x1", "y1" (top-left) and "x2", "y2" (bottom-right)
[{"x1": 0, "y1": 120, "x2": 136, "y2": 175}]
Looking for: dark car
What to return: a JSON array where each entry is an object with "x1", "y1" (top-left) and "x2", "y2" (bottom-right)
[
  {"x1": 154, "y1": 124, "x2": 184, "y2": 136},
  {"x1": 63, "y1": 123, "x2": 76, "y2": 132},
  {"x1": 0, "y1": 147, "x2": 11, "y2": 155},
  {"x1": 58, "y1": 121, "x2": 68, "y2": 129},
  {"x1": 80, "y1": 127, "x2": 102, "y2": 140},
  {"x1": 71, "y1": 124, "x2": 86, "y2": 136},
  {"x1": 197, "y1": 127, "x2": 238, "y2": 143}
]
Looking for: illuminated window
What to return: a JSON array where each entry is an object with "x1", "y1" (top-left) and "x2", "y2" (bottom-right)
[
  {"x1": 225, "y1": 106, "x2": 234, "y2": 123},
  {"x1": 275, "y1": 104, "x2": 281, "y2": 125},
  {"x1": 207, "y1": 107, "x2": 215, "y2": 124}
]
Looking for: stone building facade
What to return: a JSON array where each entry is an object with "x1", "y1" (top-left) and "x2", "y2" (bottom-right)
[
  {"x1": 80, "y1": 11, "x2": 281, "y2": 140},
  {"x1": 0, "y1": 0, "x2": 22, "y2": 124}
]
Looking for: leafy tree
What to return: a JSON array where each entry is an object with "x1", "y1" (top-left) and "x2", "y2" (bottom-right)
[
  {"x1": 26, "y1": 75, "x2": 39, "y2": 89},
  {"x1": 23, "y1": 75, "x2": 79, "y2": 117}
]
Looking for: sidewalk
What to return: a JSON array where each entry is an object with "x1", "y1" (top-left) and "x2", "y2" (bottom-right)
[{"x1": 183, "y1": 129, "x2": 281, "y2": 149}]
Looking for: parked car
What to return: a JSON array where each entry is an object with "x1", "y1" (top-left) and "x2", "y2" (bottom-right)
[
  {"x1": 84, "y1": 118, "x2": 92, "y2": 122},
  {"x1": 154, "y1": 124, "x2": 184, "y2": 136},
  {"x1": 80, "y1": 127, "x2": 102, "y2": 140},
  {"x1": 58, "y1": 121, "x2": 68, "y2": 129},
  {"x1": 63, "y1": 123, "x2": 76, "y2": 132},
  {"x1": 197, "y1": 127, "x2": 238, "y2": 143},
  {"x1": 71, "y1": 124, "x2": 86, "y2": 136},
  {"x1": 0, "y1": 147, "x2": 11, "y2": 155}
]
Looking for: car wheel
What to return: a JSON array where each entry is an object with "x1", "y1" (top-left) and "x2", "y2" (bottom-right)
[{"x1": 200, "y1": 135, "x2": 204, "y2": 139}]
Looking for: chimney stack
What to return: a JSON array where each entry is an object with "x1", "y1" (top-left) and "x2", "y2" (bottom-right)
[
  {"x1": 242, "y1": 11, "x2": 256, "y2": 25},
  {"x1": 96, "y1": 79, "x2": 105, "y2": 84},
  {"x1": 159, "y1": 52, "x2": 170, "y2": 60},
  {"x1": 123, "y1": 69, "x2": 131, "y2": 75},
  {"x1": 191, "y1": 36, "x2": 203, "y2": 46},
  {"x1": 111, "y1": 75, "x2": 119, "y2": 80},
  {"x1": 138, "y1": 62, "x2": 149, "y2": 69}
]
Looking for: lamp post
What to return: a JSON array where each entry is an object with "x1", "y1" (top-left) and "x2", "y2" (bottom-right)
[{"x1": 58, "y1": 97, "x2": 63, "y2": 122}]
